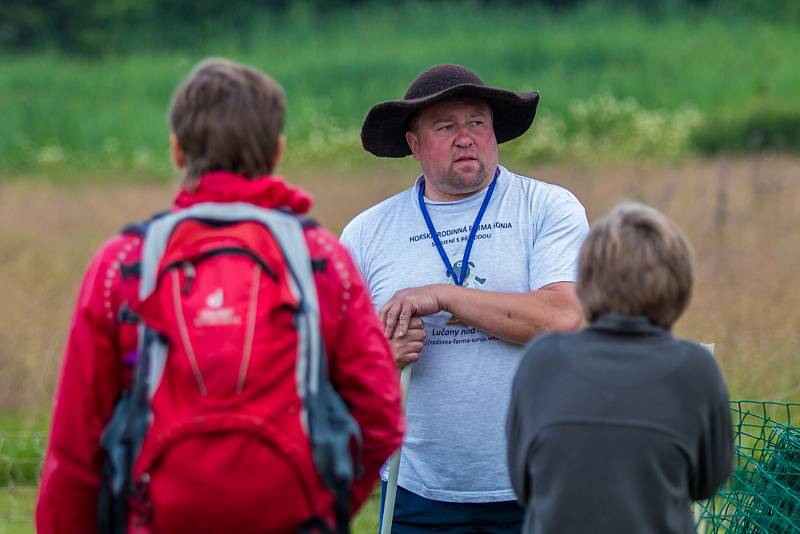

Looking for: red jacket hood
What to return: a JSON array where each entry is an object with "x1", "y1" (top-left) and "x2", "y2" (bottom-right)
[{"x1": 174, "y1": 172, "x2": 313, "y2": 214}]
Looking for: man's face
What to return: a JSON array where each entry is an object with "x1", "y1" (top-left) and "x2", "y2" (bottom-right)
[{"x1": 405, "y1": 97, "x2": 498, "y2": 200}]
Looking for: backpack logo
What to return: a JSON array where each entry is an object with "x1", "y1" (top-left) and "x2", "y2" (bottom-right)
[
  {"x1": 194, "y1": 287, "x2": 241, "y2": 327},
  {"x1": 206, "y1": 288, "x2": 224, "y2": 309}
]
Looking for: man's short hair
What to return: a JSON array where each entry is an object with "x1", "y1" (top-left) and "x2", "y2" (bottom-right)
[
  {"x1": 576, "y1": 202, "x2": 694, "y2": 329},
  {"x1": 169, "y1": 58, "x2": 286, "y2": 182},
  {"x1": 407, "y1": 111, "x2": 421, "y2": 134}
]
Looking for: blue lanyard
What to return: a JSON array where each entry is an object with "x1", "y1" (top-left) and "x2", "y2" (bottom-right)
[{"x1": 417, "y1": 168, "x2": 499, "y2": 286}]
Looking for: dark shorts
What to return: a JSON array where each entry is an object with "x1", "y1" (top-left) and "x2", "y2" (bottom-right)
[{"x1": 378, "y1": 481, "x2": 524, "y2": 534}]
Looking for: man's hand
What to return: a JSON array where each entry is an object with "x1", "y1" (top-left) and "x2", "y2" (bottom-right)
[
  {"x1": 388, "y1": 317, "x2": 426, "y2": 368},
  {"x1": 379, "y1": 284, "x2": 447, "y2": 338}
]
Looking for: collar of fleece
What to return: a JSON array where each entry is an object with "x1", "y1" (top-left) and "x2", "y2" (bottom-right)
[{"x1": 173, "y1": 172, "x2": 313, "y2": 215}]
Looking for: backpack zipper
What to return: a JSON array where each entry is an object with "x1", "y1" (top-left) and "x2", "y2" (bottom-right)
[
  {"x1": 170, "y1": 270, "x2": 208, "y2": 396},
  {"x1": 182, "y1": 262, "x2": 196, "y2": 295},
  {"x1": 236, "y1": 264, "x2": 262, "y2": 394},
  {"x1": 163, "y1": 247, "x2": 278, "y2": 297}
]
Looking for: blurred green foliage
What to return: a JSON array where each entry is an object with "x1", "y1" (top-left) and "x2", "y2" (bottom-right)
[
  {"x1": 3, "y1": 0, "x2": 800, "y2": 55},
  {"x1": 1, "y1": 1, "x2": 799, "y2": 177},
  {"x1": 693, "y1": 105, "x2": 800, "y2": 154},
  {"x1": 0, "y1": 0, "x2": 258, "y2": 54}
]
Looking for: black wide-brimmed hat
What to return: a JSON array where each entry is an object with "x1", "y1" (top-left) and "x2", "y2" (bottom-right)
[{"x1": 361, "y1": 64, "x2": 539, "y2": 158}]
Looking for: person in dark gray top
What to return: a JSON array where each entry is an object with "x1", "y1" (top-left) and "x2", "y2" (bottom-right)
[{"x1": 506, "y1": 202, "x2": 733, "y2": 534}]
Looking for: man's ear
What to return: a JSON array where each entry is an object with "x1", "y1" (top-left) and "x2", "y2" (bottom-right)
[
  {"x1": 170, "y1": 133, "x2": 185, "y2": 169},
  {"x1": 405, "y1": 131, "x2": 420, "y2": 161},
  {"x1": 273, "y1": 135, "x2": 286, "y2": 172}
]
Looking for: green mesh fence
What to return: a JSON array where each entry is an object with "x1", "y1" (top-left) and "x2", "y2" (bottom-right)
[
  {"x1": 697, "y1": 401, "x2": 800, "y2": 533},
  {"x1": 0, "y1": 431, "x2": 44, "y2": 530}
]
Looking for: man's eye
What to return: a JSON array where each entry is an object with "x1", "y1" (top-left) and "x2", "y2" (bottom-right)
[
  {"x1": 470, "y1": 120, "x2": 485, "y2": 126},
  {"x1": 437, "y1": 124, "x2": 454, "y2": 132}
]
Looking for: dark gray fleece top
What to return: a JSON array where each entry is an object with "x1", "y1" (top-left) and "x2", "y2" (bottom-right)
[{"x1": 507, "y1": 314, "x2": 733, "y2": 534}]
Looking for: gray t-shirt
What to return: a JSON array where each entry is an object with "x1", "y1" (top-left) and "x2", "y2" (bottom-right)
[{"x1": 340, "y1": 165, "x2": 588, "y2": 502}]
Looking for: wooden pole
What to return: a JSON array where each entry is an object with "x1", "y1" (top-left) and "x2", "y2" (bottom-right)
[{"x1": 380, "y1": 365, "x2": 412, "y2": 534}]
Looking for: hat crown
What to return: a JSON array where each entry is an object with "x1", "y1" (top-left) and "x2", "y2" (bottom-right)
[{"x1": 404, "y1": 64, "x2": 486, "y2": 100}]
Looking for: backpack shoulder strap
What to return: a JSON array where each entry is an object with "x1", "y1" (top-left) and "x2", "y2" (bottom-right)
[
  {"x1": 120, "y1": 210, "x2": 171, "y2": 238},
  {"x1": 299, "y1": 216, "x2": 329, "y2": 273},
  {"x1": 299, "y1": 216, "x2": 320, "y2": 230},
  {"x1": 117, "y1": 211, "x2": 170, "y2": 280}
]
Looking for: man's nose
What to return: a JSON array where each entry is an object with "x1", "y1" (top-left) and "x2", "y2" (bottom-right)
[{"x1": 454, "y1": 124, "x2": 474, "y2": 147}]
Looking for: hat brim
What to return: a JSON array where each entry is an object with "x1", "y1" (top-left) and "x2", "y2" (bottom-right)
[{"x1": 361, "y1": 84, "x2": 540, "y2": 158}]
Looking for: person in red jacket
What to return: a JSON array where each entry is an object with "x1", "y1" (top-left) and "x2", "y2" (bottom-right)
[{"x1": 36, "y1": 57, "x2": 405, "y2": 533}]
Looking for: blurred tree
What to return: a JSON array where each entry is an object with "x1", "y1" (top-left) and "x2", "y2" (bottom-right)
[
  {"x1": 1, "y1": 0, "x2": 797, "y2": 54},
  {"x1": 0, "y1": 0, "x2": 153, "y2": 53}
]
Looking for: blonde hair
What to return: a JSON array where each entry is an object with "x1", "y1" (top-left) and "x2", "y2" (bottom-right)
[
  {"x1": 576, "y1": 202, "x2": 694, "y2": 329},
  {"x1": 169, "y1": 58, "x2": 285, "y2": 183}
]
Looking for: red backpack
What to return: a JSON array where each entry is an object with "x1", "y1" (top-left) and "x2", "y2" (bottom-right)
[{"x1": 99, "y1": 203, "x2": 361, "y2": 534}]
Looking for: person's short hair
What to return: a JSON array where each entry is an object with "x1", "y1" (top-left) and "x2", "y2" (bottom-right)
[
  {"x1": 576, "y1": 202, "x2": 694, "y2": 329},
  {"x1": 169, "y1": 58, "x2": 286, "y2": 183},
  {"x1": 407, "y1": 111, "x2": 421, "y2": 134}
]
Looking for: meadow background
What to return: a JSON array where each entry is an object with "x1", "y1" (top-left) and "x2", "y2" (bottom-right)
[{"x1": 2, "y1": 0, "x2": 800, "y2": 531}]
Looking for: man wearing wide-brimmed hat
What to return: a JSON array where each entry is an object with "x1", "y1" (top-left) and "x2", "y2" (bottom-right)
[{"x1": 341, "y1": 64, "x2": 589, "y2": 532}]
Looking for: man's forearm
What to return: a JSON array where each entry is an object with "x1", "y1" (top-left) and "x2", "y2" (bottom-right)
[{"x1": 438, "y1": 282, "x2": 582, "y2": 344}]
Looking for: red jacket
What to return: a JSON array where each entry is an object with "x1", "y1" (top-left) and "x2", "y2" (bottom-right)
[{"x1": 36, "y1": 173, "x2": 405, "y2": 533}]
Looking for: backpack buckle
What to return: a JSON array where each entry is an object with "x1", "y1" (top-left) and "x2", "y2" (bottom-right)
[
  {"x1": 120, "y1": 262, "x2": 142, "y2": 279},
  {"x1": 118, "y1": 302, "x2": 141, "y2": 324},
  {"x1": 132, "y1": 472, "x2": 152, "y2": 526}
]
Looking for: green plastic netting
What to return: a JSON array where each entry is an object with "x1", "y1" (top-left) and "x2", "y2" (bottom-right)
[
  {"x1": 0, "y1": 431, "x2": 44, "y2": 526},
  {"x1": 696, "y1": 401, "x2": 800, "y2": 533}
]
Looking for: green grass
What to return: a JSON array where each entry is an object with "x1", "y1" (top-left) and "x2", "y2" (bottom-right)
[
  {"x1": 353, "y1": 492, "x2": 381, "y2": 534},
  {"x1": 0, "y1": 417, "x2": 39, "y2": 534},
  {"x1": 2, "y1": 3, "x2": 800, "y2": 179},
  {"x1": 0, "y1": 488, "x2": 36, "y2": 534}
]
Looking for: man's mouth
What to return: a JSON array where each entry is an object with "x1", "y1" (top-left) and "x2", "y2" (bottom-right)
[{"x1": 454, "y1": 156, "x2": 477, "y2": 163}]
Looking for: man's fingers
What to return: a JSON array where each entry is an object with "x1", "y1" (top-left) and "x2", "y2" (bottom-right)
[
  {"x1": 396, "y1": 350, "x2": 421, "y2": 368},
  {"x1": 392, "y1": 317, "x2": 425, "y2": 344},
  {"x1": 406, "y1": 329, "x2": 425, "y2": 342},
  {"x1": 407, "y1": 342, "x2": 424, "y2": 353},
  {"x1": 379, "y1": 302, "x2": 389, "y2": 327},
  {"x1": 382, "y1": 291, "x2": 429, "y2": 339},
  {"x1": 391, "y1": 339, "x2": 424, "y2": 355},
  {"x1": 395, "y1": 304, "x2": 413, "y2": 338},
  {"x1": 389, "y1": 322, "x2": 425, "y2": 367},
  {"x1": 409, "y1": 317, "x2": 425, "y2": 330},
  {"x1": 381, "y1": 303, "x2": 400, "y2": 338},
  {"x1": 403, "y1": 318, "x2": 426, "y2": 342}
]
